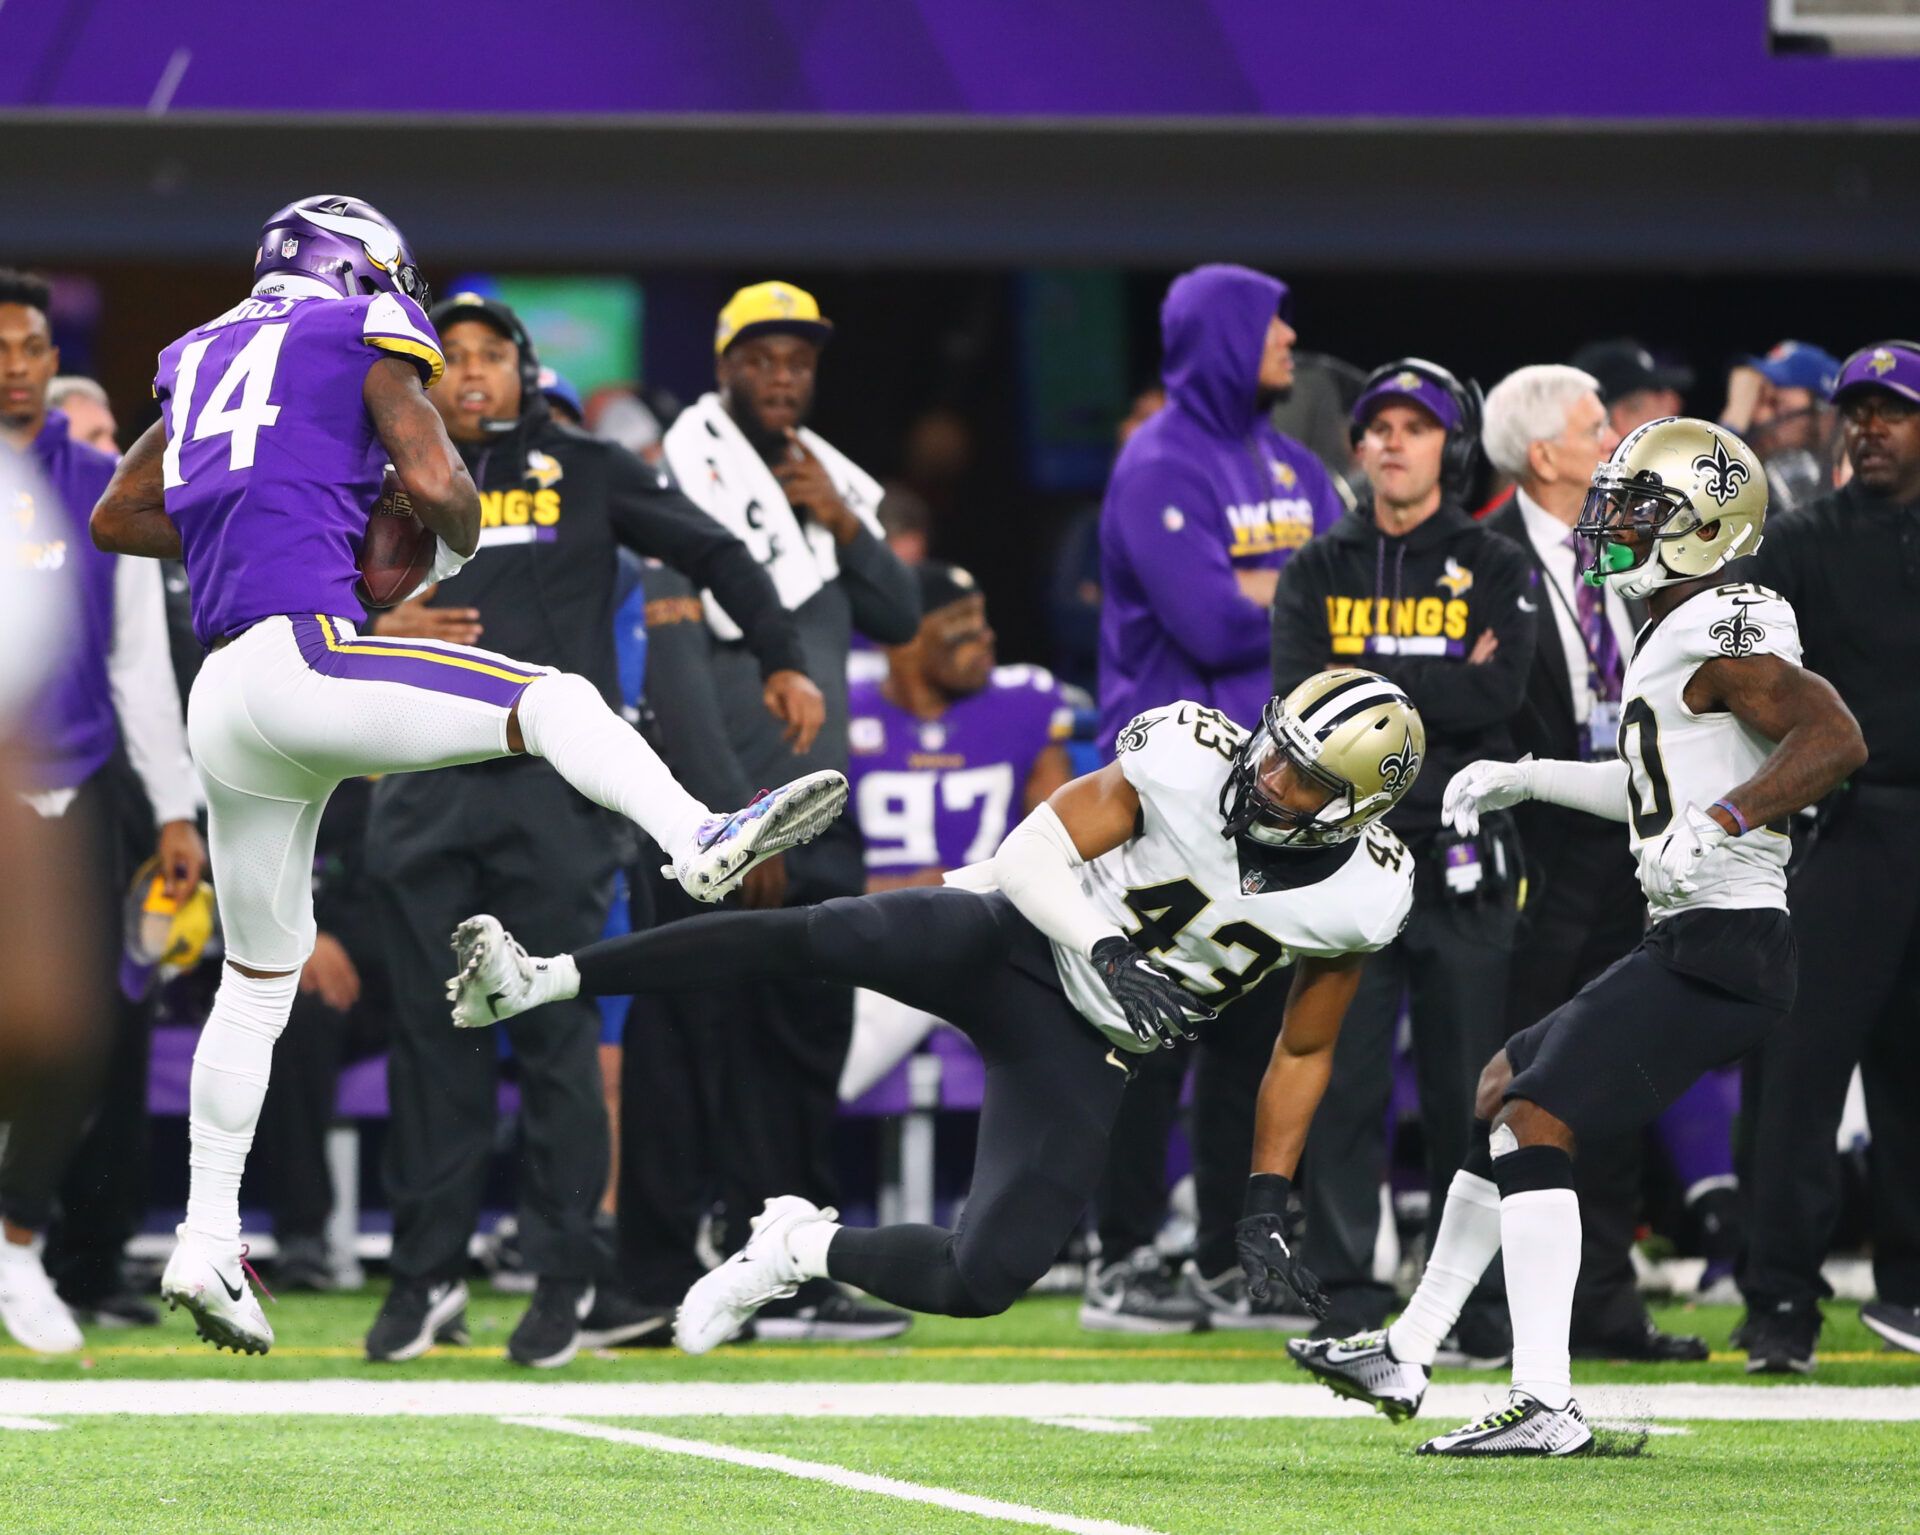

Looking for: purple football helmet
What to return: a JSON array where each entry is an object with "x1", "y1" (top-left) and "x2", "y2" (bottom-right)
[{"x1": 253, "y1": 195, "x2": 430, "y2": 306}]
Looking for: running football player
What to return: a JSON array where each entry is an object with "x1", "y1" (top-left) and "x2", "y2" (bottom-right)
[
  {"x1": 88, "y1": 196, "x2": 847, "y2": 1355},
  {"x1": 1287, "y1": 418, "x2": 1866, "y2": 1456},
  {"x1": 450, "y1": 669, "x2": 1426, "y2": 1348}
]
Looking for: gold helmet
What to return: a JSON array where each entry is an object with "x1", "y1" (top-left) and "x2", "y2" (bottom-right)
[
  {"x1": 1222, "y1": 668, "x2": 1425, "y2": 847},
  {"x1": 1576, "y1": 416, "x2": 1767, "y2": 600}
]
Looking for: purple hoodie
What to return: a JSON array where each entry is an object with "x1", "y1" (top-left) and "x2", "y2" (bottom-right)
[{"x1": 1097, "y1": 265, "x2": 1342, "y2": 750}]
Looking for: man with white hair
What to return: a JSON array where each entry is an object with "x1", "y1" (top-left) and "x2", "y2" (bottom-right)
[
  {"x1": 1477, "y1": 366, "x2": 1705, "y2": 1361},
  {"x1": 46, "y1": 377, "x2": 117, "y2": 457}
]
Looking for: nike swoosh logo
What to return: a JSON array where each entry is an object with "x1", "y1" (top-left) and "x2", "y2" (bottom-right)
[{"x1": 219, "y1": 1273, "x2": 245, "y2": 1302}]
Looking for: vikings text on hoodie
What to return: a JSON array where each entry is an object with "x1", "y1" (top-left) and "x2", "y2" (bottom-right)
[
  {"x1": 1097, "y1": 265, "x2": 1343, "y2": 750},
  {"x1": 1270, "y1": 500, "x2": 1538, "y2": 839}
]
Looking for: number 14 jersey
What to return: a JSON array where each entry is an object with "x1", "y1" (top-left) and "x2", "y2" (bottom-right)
[
  {"x1": 1054, "y1": 701, "x2": 1414, "y2": 1054},
  {"x1": 1617, "y1": 582, "x2": 1802, "y2": 918},
  {"x1": 155, "y1": 288, "x2": 445, "y2": 646}
]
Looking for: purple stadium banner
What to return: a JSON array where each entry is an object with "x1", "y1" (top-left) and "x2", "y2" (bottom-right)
[{"x1": 3, "y1": 0, "x2": 1918, "y2": 119}]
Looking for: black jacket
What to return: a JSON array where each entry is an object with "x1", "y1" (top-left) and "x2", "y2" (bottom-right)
[
  {"x1": 1270, "y1": 497, "x2": 1538, "y2": 840},
  {"x1": 420, "y1": 403, "x2": 806, "y2": 708},
  {"x1": 1744, "y1": 483, "x2": 1920, "y2": 788}
]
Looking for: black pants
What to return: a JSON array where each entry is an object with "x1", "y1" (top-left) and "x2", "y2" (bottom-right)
[
  {"x1": 1094, "y1": 987, "x2": 1286, "y2": 1277},
  {"x1": 246, "y1": 943, "x2": 389, "y2": 1243},
  {"x1": 1, "y1": 768, "x2": 136, "y2": 1267},
  {"x1": 706, "y1": 819, "x2": 863, "y2": 1254},
  {"x1": 370, "y1": 758, "x2": 618, "y2": 1284},
  {"x1": 576, "y1": 886, "x2": 1132, "y2": 1317},
  {"x1": 1505, "y1": 809, "x2": 1653, "y2": 1340},
  {"x1": 1744, "y1": 785, "x2": 1920, "y2": 1309},
  {"x1": 1299, "y1": 873, "x2": 1517, "y2": 1327},
  {"x1": 613, "y1": 854, "x2": 733, "y2": 1302}
]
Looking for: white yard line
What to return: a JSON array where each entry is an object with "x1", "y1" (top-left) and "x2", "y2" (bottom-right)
[
  {"x1": 0, "y1": 1415, "x2": 61, "y2": 1431},
  {"x1": 2, "y1": 1379, "x2": 1917, "y2": 1421},
  {"x1": 501, "y1": 1415, "x2": 1165, "y2": 1535},
  {"x1": 1033, "y1": 1418, "x2": 1153, "y2": 1434}
]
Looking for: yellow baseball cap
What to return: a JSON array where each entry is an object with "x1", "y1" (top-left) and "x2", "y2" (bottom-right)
[{"x1": 715, "y1": 281, "x2": 833, "y2": 357}]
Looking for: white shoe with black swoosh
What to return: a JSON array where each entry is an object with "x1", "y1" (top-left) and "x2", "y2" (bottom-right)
[
  {"x1": 160, "y1": 1225, "x2": 273, "y2": 1356},
  {"x1": 1417, "y1": 1390, "x2": 1593, "y2": 1457},
  {"x1": 1286, "y1": 1329, "x2": 1429, "y2": 1421}
]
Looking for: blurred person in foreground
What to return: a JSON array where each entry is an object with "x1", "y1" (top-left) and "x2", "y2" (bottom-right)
[
  {"x1": 1477, "y1": 366, "x2": 1707, "y2": 1361},
  {"x1": 1718, "y1": 341, "x2": 1842, "y2": 519},
  {"x1": 839, "y1": 561, "x2": 1074, "y2": 1097},
  {"x1": 1271, "y1": 358, "x2": 1537, "y2": 1345},
  {"x1": 1739, "y1": 341, "x2": 1920, "y2": 1370},
  {"x1": 1089, "y1": 265, "x2": 1343, "y2": 1332},
  {"x1": 659, "y1": 281, "x2": 920, "y2": 1341},
  {"x1": 0, "y1": 269, "x2": 204, "y2": 1350},
  {"x1": 1573, "y1": 339, "x2": 1693, "y2": 441}
]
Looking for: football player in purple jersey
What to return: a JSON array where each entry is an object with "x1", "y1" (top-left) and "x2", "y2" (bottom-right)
[
  {"x1": 88, "y1": 195, "x2": 846, "y2": 1356},
  {"x1": 850, "y1": 562, "x2": 1074, "y2": 892}
]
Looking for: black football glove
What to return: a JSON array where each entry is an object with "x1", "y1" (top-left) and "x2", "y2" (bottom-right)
[
  {"x1": 1235, "y1": 1173, "x2": 1328, "y2": 1319},
  {"x1": 1090, "y1": 936, "x2": 1215, "y2": 1050}
]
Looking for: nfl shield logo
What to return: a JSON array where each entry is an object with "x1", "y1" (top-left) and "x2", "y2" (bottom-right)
[
  {"x1": 1242, "y1": 870, "x2": 1266, "y2": 896},
  {"x1": 280, "y1": 236, "x2": 299, "y2": 258}
]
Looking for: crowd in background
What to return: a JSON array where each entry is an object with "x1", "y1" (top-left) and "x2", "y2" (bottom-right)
[{"x1": 1, "y1": 256, "x2": 1914, "y2": 1374}]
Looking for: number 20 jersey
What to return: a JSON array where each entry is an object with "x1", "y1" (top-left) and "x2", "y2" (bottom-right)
[
  {"x1": 154, "y1": 289, "x2": 445, "y2": 646},
  {"x1": 1054, "y1": 701, "x2": 1415, "y2": 1054},
  {"x1": 1618, "y1": 582, "x2": 1802, "y2": 918}
]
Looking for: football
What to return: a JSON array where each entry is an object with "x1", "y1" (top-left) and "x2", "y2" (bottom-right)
[{"x1": 354, "y1": 467, "x2": 437, "y2": 609}]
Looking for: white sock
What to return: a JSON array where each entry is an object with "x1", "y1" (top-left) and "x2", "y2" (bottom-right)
[
  {"x1": 1387, "y1": 1169, "x2": 1502, "y2": 1367},
  {"x1": 185, "y1": 966, "x2": 300, "y2": 1247},
  {"x1": 788, "y1": 1218, "x2": 841, "y2": 1281},
  {"x1": 1501, "y1": 1188, "x2": 1581, "y2": 1410},
  {"x1": 515, "y1": 671, "x2": 709, "y2": 855}
]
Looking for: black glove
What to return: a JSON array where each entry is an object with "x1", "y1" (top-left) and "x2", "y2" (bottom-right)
[
  {"x1": 1235, "y1": 1173, "x2": 1328, "y2": 1319},
  {"x1": 1090, "y1": 936, "x2": 1215, "y2": 1050}
]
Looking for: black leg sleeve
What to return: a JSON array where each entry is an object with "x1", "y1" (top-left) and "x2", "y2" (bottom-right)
[
  {"x1": 1192, "y1": 976, "x2": 1287, "y2": 1278},
  {"x1": 1093, "y1": 1046, "x2": 1185, "y2": 1258}
]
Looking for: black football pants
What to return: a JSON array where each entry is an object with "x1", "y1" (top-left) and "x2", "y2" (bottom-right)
[{"x1": 574, "y1": 886, "x2": 1132, "y2": 1317}]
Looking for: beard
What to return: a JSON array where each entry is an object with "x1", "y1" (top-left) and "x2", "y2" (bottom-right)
[{"x1": 726, "y1": 390, "x2": 804, "y2": 466}]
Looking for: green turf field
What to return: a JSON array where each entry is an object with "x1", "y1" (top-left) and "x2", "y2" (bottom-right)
[{"x1": 2, "y1": 1289, "x2": 1916, "y2": 1534}]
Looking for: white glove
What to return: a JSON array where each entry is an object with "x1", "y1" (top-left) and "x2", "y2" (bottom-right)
[
  {"x1": 1638, "y1": 802, "x2": 1730, "y2": 906},
  {"x1": 401, "y1": 536, "x2": 474, "y2": 605},
  {"x1": 1441, "y1": 759, "x2": 1533, "y2": 838}
]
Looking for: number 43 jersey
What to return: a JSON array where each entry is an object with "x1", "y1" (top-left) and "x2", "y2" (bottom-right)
[
  {"x1": 154, "y1": 289, "x2": 445, "y2": 647},
  {"x1": 1055, "y1": 701, "x2": 1415, "y2": 1053},
  {"x1": 1618, "y1": 582, "x2": 1802, "y2": 916}
]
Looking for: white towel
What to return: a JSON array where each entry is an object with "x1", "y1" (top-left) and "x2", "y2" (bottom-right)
[{"x1": 662, "y1": 391, "x2": 886, "y2": 642}]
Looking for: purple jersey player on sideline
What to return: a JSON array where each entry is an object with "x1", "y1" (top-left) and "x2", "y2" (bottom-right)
[
  {"x1": 88, "y1": 194, "x2": 845, "y2": 1357},
  {"x1": 848, "y1": 563, "x2": 1073, "y2": 887}
]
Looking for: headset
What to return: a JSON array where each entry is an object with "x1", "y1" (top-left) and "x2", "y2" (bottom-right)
[{"x1": 1350, "y1": 356, "x2": 1486, "y2": 496}]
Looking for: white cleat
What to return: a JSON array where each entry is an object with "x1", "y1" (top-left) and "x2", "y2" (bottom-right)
[
  {"x1": 447, "y1": 915, "x2": 573, "y2": 1028},
  {"x1": 160, "y1": 1226, "x2": 273, "y2": 1356},
  {"x1": 0, "y1": 1235, "x2": 83, "y2": 1354},
  {"x1": 666, "y1": 771, "x2": 849, "y2": 904},
  {"x1": 674, "y1": 1196, "x2": 836, "y2": 1355},
  {"x1": 1416, "y1": 1389, "x2": 1593, "y2": 1457},
  {"x1": 1287, "y1": 1329, "x2": 1430, "y2": 1422}
]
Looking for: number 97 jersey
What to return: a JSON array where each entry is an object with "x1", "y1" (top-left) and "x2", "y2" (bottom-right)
[
  {"x1": 1053, "y1": 701, "x2": 1415, "y2": 1054},
  {"x1": 1617, "y1": 583, "x2": 1803, "y2": 915},
  {"x1": 155, "y1": 289, "x2": 445, "y2": 647}
]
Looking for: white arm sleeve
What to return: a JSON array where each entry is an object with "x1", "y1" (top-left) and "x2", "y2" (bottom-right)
[
  {"x1": 1526, "y1": 757, "x2": 1631, "y2": 823},
  {"x1": 108, "y1": 557, "x2": 201, "y2": 825},
  {"x1": 985, "y1": 802, "x2": 1126, "y2": 957}
]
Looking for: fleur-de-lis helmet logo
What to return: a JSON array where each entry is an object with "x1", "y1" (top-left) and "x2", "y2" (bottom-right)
[
  {"x1": 1691, "y1": 437, "x2": 1752, "y2": 508},
  {"x1": 1378, "y1": 732, "x2": 1420, "y2": 795}
]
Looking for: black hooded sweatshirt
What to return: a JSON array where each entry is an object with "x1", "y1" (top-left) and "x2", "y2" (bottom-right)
[{"x1": 1270, "y1": 498, "x2": 1538, "y2": 842}]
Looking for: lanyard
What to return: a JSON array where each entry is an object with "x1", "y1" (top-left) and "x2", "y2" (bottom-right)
[{"x1": 1538, "y1": 542, "x2": 1620, "y2": 692}]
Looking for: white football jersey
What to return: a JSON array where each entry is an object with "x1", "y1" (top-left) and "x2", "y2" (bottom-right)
[
  {"x1": 1619, "y1": 582, "x2": 1802, "y2": 918},
  {"x1": 1053, "y1": 702, "x2": 1415, "y2": 1053}
]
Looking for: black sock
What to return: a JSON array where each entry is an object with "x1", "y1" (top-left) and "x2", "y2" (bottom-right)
[
  {"x1": 574, "y1": 908, "x2": 813, "y2": 998},
  {"x1": 1462, "y1": 1120, "x2": 1494, "y2": 1181},
  {"x1": 1491, "y1": 1142, "x2": 1575, "y2": 1198}
]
